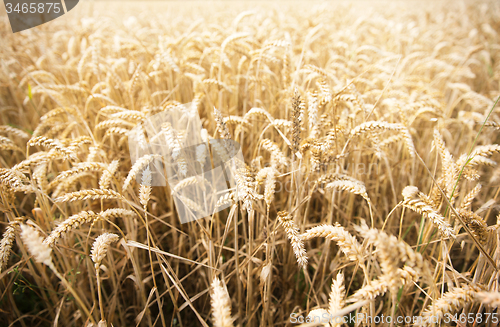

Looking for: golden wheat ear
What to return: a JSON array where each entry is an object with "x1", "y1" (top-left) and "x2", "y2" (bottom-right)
[
  {"x1": 211, "y1": 277, "x2": 235, "y2": 327},
  {"x1": 277, "y1": 211, "x2": 308, "y2": 269},
  {"x1": 91, "y1": 233, "x2": 120, "y2": 270}
]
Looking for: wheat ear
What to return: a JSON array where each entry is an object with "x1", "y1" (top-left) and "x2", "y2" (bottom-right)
[
  {"x1": 264, "y1": 167, "x2": 277, "y2": 209},
  {"x1": 418, "y1": 285, "x2": 481, "y2": 326},
  {"x1": 277, "y1": 211, "x2": 308, "y2": 268},
  {"x1": 476, "y1": 291, "x2": 500, "y2": 307},
  {"x1": 99, "y1": 160, "x2": 120, "y2": 190},
  {"x1": 214, "y1": 108, "x2": 232, "y2": 140},
  {"x1": 20, "y1": 224, "x2": 53, "y2": 268},
  {"x1": 122, "y1": 154, "x2": 162, "y2": 191},
  {"x1": 21, "y1": 222, "x2": 104, "y2": 323},
  {"x1": 291, "y1": 88, "x2": 303, "y2": 156},
  {"x1": 307, "y1": 309, "x2": 330, "y2": 326},
  {"x1": 261, "y1": 139, "x2": 288, "y2": 166},
  {"x1": 91, "y1": 233, "x2": 120, "y2": 270},
  {"x1": 459, "y1": 184, "x2": 481, "y2": 211},
  {"x1": 301, "y1": 223, "x2": 365, "y2": 263},
  {"x1": 139, "y1": 167, "x2": 152, "y2": 211},
  {"x1": 54, "y1": 189, "x2": 124, "y2": 202},
  {"x1": 350, "y1": 121, "x2": 402, "y2": 137},
  {"x1": 326, "y1": 180, "x2": 371, "y2": 203},
  {"x1": 456, "y1": 209, "x2": 489, "y2": 244},
  {"x1": 347, "y1": 275, "x2": 390, "y2": 302},
  {"x1": 27, "y1": 136, "x2": 76, "y2": 159},
  {"x1": 402, "y1": 186, "x2": 454, "y2": 238},
  {"x1": 44, "y1": 211, "x2": 99, "y2": 246},
  {"x1": 0, "y1": 220, "x2": 20, "y2": 273},
  {"x1": 329, "y1": 272, "x2": 346, "y2": 327},
  {"x1": 211, "y1": 277, "x2": 235, "y2": 327},
  {"x1": 52, "y1": 162, "x2": 107, "y2": 185}
]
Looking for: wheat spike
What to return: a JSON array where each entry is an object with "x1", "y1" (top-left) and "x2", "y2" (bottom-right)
[
  {"x1": 233, "y1": 163, "x2": 262, "y2": 214},
  {"x1": 326, "y1": 180, "x2": 371, "y2": 203},
  {"x1": 456, "y1": 144, "x2": 500, "y2": 168},
  {"x1": 99, "y1": 160, "x2": 120, "y2": 190},
  {"x1": 308, "y1": 90, "x2": 319, "y2": 137},
  {"x1": 0, "y1": 125, "x2": 30, "y2": 140},
  {"x1": 433, "y1": 129, "x2": 458, "y2": 198},
  {"x1": 264, "y1": 167, "x2": 277, "y2": 208},
  {"x1": 402, "y1": 186, "x2": 454, "y2": 238},
  {"x1": 350, "y1": 121, "x2": 402, "y2": 137},
  {"x1": 0, "y1": 135, "x2": 23, "y2": 153},
  {"x1": 277, "y1": 211, "x2": 308, "y2": 268},
  {"x1": 177, "y1": 195, "x2": 208, "y2": 216},
  {"x1": 139, "y1": 167, "x2": 152, "y2": 211},
  {"x1": 0, "y1": 168, "x2": 34, "y2": 193},
  {"x1": 33, "y1": 161, "x2": 48, "y2": 192},
  {"x1": 161, "y1": 122, "x2": 187, "y2": 177},
  {"x1": 291, "y1": 88, "x2": 302, "y2": 156},
  {"x1": 91, "y1": 233, "x2": 120, "y2": 270},
  {"x1": 301, "y1": 223, "x2": 365, "y2": 263},
  {"x1": 456, "y1": 209, "x2": 489, "y2": 244},
  {"x1": 44, "y1": 211, "x2": 99, "y2": 246},
  {"x1": 347, "y1": 275, "x2": 391, "y2": 302},
  {"x1": 52, "y1": 162, "x2": 107, "y2": 184},
  {"x1": 122, "y1": 154, "x2": 162, "y2": 191},
  {"x1": 211, "y1": 277, "x2": 235, "y2": 327},
  {"x1": 459, "y1": 184, "x2": 481, "y2": 211},
  {"x1": 0, "y1": 220, "x2": 20, "y2": 273},
  {"x1": 307, "y1": 309, "x2": 330, "y2": 326},
  {"x1": 27, "y1": 136, "x2": 76, "y2": 159},
  {"x1": 399, "y1": 127, "x2": 416, "y2": 158},
  {"x1": 174, "y1": 176, "x2": 211, "y2": 194},
  {"x1": 355, "y1": 222, "x2": 432, "y2": 290},
  {"x1": 261, "y1": 139, "x2": 288, "y2": 166},
  {"x1": 214, "y1": 107, "x2": 232, "y2": 140},
  {"x1": 476, "y1": 291, "x2": 500, "y2": 307},
  {"x1": 328, "y1": 272, "x2": 345, "y2": 327},
  {"x1": 418, "y1": 285, "x2": 482, "y2": 326},
  {"x1": 216, "y1": 192, "x2": 236, "y2": 209},
  {"x1": 20, "y1": 224, "x2": 53, "y2": 268},
  {"x1": 54, "y1": 189, "x2": 123, "y2": 202}
]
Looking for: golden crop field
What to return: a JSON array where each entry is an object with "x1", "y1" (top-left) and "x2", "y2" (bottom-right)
[{"x1": 1, "y1": 0, "x2": 500, "y2": 326}]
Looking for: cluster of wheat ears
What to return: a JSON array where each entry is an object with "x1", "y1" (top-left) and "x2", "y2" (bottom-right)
[{"x1": 1, "y1": 1, "x2": 500, "y2": 326}]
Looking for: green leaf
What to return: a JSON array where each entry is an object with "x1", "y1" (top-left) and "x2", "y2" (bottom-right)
[{"x1": 28, "y1": 83, "x2": 32, "y2": 100}]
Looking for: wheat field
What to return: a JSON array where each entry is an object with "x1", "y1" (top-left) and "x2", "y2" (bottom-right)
[{"x1": 1, "y1": 0, "x2": 500, "y2": 326}]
